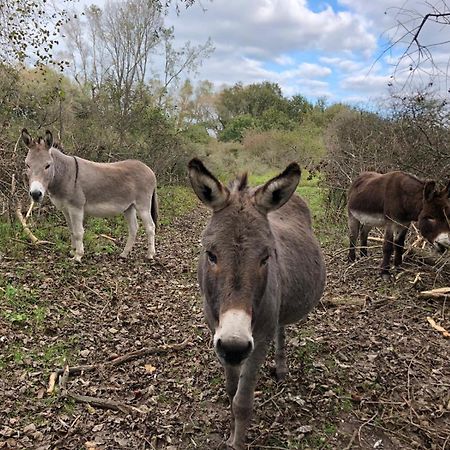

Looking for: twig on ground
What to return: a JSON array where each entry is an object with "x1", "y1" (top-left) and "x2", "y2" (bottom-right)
[
  {"x1": 98, "y1": 234, "x2": 117, "y2": 243},
  {"x1": 426, "y1": 317, "x2": 450, "y2": 338},
  {"x1": 47, "y1": 372, "x2": 58, "y2": 394},
  {"x1": 420, "y1": 287, "x2": 450, "y2": 300},
  {"x1": 25, "y1": 201, "x2": 34, "y2": 220},
  {"x1": 15, "y1": 204, "x2": 52, "y2": 245},
  {"x1": 49, "y1": 338, "x2": 191, "y2": 381},
  {"x1": 358, "y1": 412, "x2": 378, "y2": 446},
  {"x1": 343, "y1": 429, "x2": 358, "y2": 450},
  {"x1": 64, "y1": 392, "x2": 146, "y2": 414}
]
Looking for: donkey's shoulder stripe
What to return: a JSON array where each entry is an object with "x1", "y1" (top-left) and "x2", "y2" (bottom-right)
[{"x1": 73, "y1": 156, "x2": 79, "y2": 185}]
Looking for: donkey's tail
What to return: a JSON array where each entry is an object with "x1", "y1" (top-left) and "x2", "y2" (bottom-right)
[{"x1": 151, "y1": 189, "x2": 158, "y2": 229}]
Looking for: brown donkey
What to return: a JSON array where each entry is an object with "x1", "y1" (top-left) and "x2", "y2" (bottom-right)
[
  {"x1": 348, "y1": 171, "x2": 450, "y2": 279},
  {"x1": 22, "y1": 129, "x2": 158, "y2": 262},
  {"x1": 188, "y1": 159, "x2": 326, "y2": 449}
]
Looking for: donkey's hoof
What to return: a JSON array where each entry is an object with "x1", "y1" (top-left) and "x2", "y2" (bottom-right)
[
  {"x1": 146, "y1": 254, "x2": 155, "y2": 260},
  {"x1": 119, "y1": 252, "x2": 128, "y2": 259},
  {"x1": 71, "y1": 255, "x2": 82, "y2": 263},
  {"x1": 226, "y1": 436, "x2": 243, "y2": 450},
  {"x1": 381, "y1": 273, "x2": 392, "y2": 282},
  {"x1": 276, "y1": 367, "x2": 288, "y2": 382}
]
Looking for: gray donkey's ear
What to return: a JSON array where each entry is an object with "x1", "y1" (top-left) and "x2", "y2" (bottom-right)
[
  {"x1": 21, "y1": 128, "x2": 32, "y2": 147},
  {"x1": 254, "y1": 162, "x2": 301, "y2": 213},
  {"x1": 188, "y1": 158, "x2": 230, "y2": 211},
  {"x1": 45, "y1": 130, "x2": 53, "y2": 148}
]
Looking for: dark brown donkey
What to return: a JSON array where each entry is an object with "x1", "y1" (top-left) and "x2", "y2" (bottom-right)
[
  {"x1": 188, "y1": 159, "x2": 326, "y2": 450},
  {"x1": 348, "y1": 171, "x2": 450, "y2": 279}
]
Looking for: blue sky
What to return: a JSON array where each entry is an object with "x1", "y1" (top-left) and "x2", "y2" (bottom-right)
[{"x1": 71, "y1": 0, "x2": 450, "y2": 104}]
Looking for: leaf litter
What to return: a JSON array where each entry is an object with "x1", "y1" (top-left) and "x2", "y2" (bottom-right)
[{"x1": 0, "y1": 204, "x2": 449, "y2": 449}]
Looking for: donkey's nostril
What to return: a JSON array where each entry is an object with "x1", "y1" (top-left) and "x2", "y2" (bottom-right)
[
  {"x1": 30, "y1": 190, "x2": 43, "y2": 202},
  {"x1": 216, "y1": 338, "x2": 253, "y2": 365}
]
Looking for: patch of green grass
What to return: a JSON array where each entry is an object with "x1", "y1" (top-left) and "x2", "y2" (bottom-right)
[
  {"x1": 158, "y1": 185, "x2": 198, "y2": 226},
  {"x1": 0, "y1": 221, "x2": 27, "y2": 256},
  {"x1": 0, "y1": 282, "x2": 50, "y2": 329}
]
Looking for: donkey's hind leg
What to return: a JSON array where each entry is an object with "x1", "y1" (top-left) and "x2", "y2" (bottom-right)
[
  {"x1": 120, "y1": 205, "x2": 138, "y2": 258},
  {"x1": 393, "y1": 226, "x2": 409, "y2": 267},
  {"x1": 359, "y1": 224, "x2": 371, "y2": 257},
  {"x1": 348, "y1": 213, "x2": 360, "y2": 262},
  {"x1": 275, "y1": 325, "x2": 288, "y2": 382},
  {"x1": 137, "y1": 207, "x2": 155, "y2": 260}
]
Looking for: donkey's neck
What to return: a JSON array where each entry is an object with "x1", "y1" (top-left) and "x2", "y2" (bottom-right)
[
  {"x1": 405, "y1": 180, "x2": 426, "y2": 220},
  {"x1": 48, "y1": 148, "x2": 74, "y2": 194}
]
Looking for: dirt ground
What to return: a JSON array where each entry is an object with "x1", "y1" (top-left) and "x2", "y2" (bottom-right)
[{"x1": 0, "y1": 204, "x2": 449, "y2": 449}]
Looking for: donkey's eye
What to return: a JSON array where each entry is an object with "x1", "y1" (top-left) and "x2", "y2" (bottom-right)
[
  {"x1": 206, "y1": 251, "x2": 217, "y2": 264},
  {"x1": 261, "y1": 255, "x2": 270, "y2": 266},
  {"x1": 45, "y1": 164, "x2": 50, "y2": 170}
]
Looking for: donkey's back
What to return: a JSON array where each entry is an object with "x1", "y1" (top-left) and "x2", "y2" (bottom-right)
[{"x1": 75, "y1": 157, "x2": 156, "y2": 205}]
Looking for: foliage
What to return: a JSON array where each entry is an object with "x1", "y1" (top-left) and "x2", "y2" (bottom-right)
[
  {"x1": 0, "y1": 0, "x2": 74, "y2": 67},
  {"x1": 218, "y1": 114, "x2": 256, "y2": 142}
]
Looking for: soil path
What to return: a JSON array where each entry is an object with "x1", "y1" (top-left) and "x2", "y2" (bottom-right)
[{"x1": 0, "y1": 205, "x2": 449, "y2": 449}]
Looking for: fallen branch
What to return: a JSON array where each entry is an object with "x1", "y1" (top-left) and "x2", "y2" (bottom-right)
[
  {"x1": 64, "y1": 392, "x2": 146, "y2": 414},
  {"x1": 419, "y1": 287, "x2": 450, "y2": 300},
  {"x1": 426, "y1": 317, "x2": 450, "y2": 338},
  {"x1": 15, "y1": 203, "x2": 52, "y2": 245},
  {"x1": 48, "y1": 338, "x2": 191, "y2": 390}
]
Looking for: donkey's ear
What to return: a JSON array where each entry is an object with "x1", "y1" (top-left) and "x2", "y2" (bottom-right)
[
  {"x1": 21, "y1": 128, "x2": 32, "y2": 147},
  {"x1": 423, "y1": 181, "x2": 437, "y2": 202},
  {"x1": 188, "y1": 158, "x2": 230, "y2": 211},
  {"x1": 254, "y1": 162, "x2": 301, "y2": 213},
  {"x1": 45, "y1": 130, "x2": 53, "y2": 148}
]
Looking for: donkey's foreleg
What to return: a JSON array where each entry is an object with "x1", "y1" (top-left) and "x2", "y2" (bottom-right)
[
  {"x1": 120, "y1": 206, "x2": 138, "y2": 258},
  {"x1": 275, "y1": 326, "x2": 287, "y2": 381},
  {"x1": 224, "y1": 365, "x2": 240, "y2": 444},
  {"x1": 68, "y1": 208, "x2": 85, "y2": 263},
  {"x1": 381, "y1": 226, "x2": 394, "y2": 280},
  {"x1": 227, "y1": 343, "x2": 268, "y2": 450},
  {"x1": 62, "y1": 210, "x2": 76, "y2": 254},
  {"x1": 138, "y1": 209, "x2": 156, "y2": 260}
]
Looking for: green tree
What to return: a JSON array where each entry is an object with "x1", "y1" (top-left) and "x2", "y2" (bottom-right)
[{"x1": 218, "y1": 114, "x2": 256, "y2": 142}]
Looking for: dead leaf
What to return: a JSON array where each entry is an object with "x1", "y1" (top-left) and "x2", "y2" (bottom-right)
[{"x1": 144, "y1": 364, "x2": 157, "y2": 374}]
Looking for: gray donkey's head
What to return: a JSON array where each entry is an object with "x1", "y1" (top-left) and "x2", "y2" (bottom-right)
[
  {"x1": 22, "y1": 128, "x2": 56, "y2": 202},
  {"x1": 188, "y1": 158, "x2": 301, "y2": 366}
]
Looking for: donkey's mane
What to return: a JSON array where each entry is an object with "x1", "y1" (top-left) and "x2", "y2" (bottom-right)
[
  {"x1": 228, "y1": 173, "x2": 248, "y2": 192},
  {"x1": 51, "y1": 141, "x2": 65, "y2": 151}
]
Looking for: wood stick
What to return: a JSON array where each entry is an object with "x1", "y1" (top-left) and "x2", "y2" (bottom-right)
[
  {"x1": 426, "y1": 317, "x2": 450, "y2": 338},
  {"x1": 15, "y1": 204, "x2": 52, "y2": 245},
  {"x1": 47, "y1": 372, "x2": 58, "y2": 394},
  {"x1": 51, "y1": 338, "x2": 190, "y2": 378},
  {"x1": 420, "y1": 287, "x2": 450, "y2": 300},
  {"x1": 98, "y1": 234, "x2": 117, "y2": 242},
  {"x1": 25, "y1": 201, "x2": 34, "y2": 220},
  {"x1": 64, "y1": 392, "x2": 145, "y2": 414}
]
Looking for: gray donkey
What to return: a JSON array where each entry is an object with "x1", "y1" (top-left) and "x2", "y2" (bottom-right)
[
  {"x1": 188, "y1": 158, "x2": 326, "y2": 449},
  {"x1": 22, "y1": 129, "x2": 157, "y2": 262}
]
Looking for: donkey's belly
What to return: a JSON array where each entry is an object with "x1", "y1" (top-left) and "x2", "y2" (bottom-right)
[
  {"x1": 84, "y1": 202, "x2": 129, "y2": 217},
  {"x1": 350, "y1": 209, "x2": 385, "y2": 227}
]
